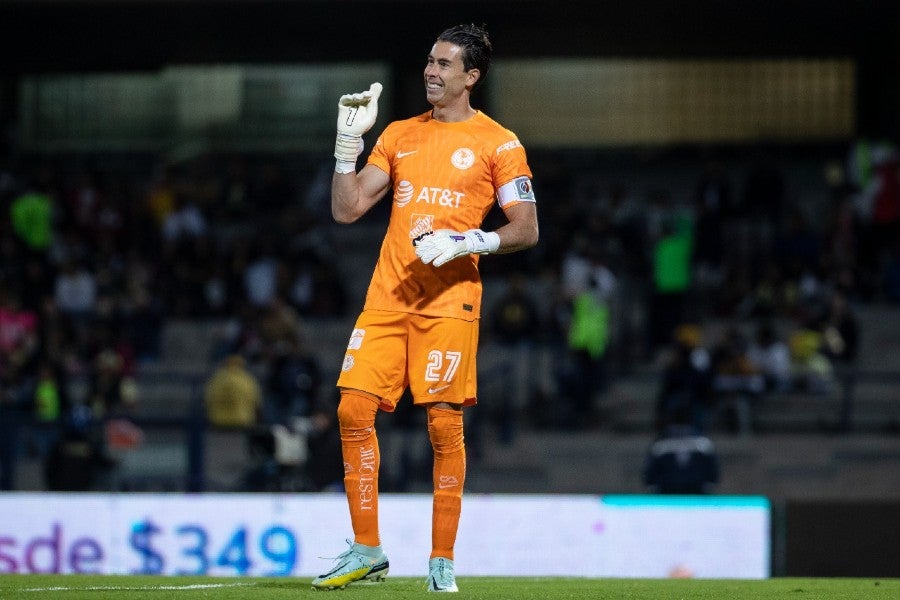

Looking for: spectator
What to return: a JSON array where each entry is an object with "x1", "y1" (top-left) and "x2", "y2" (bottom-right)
[
  {"x1": 855, "y1": 144, "x2": 900, "y2": 298},
  {"x1": 242, "y1": 239, "x2": 281, "y2": 309},
  {"x1": 0, "y1": 290, "x2": 40, "y2": 379},
  {"x1": 53, "y1": 259, "x2": 97, "y2": 326},
  {"x1": 486, "y1": 273, "x2": 542, "y2": 441},
  {"x1": 44, "y1": 405, "x2": 108, "y2": 491},
  {"x1": 788, "y1": 329, "x2": 834, "y2": 394},
  {"x1": 746, "y1": 322, "x2": 792, "y2": 393},
  {"x1": 122, "y1": 283, "x2": 164, "y2": 363},
  {"x1": 10, "y1": 177, "x2": 55, "y2": 255},
  {"x1": 285, "y1": 249, "x2": 325, "y2": 316},
  {"x1": 558, "y1": 240, "x2": 617, "y2": 429},
  {"x1": 64, "y1": 168, "x2": 103, "y2": 233},
  {"x1": 145, "y1": 162, "x2": 176, "y2": 227},
  {"x1": 161, "y1": 193, "x2": 208, "y2": 246},
  {"x1": 813, "y1": 289, "x2": 859, "y2": 368},
  {"x1": 265, "y1": 334, "x2": 322, "y2": 426},
  {"x1": 0, "y1": 383, "x2": 29, "y2": 490},
  {"x1": 655, "y1": 324, "x2": 713, "y2": 434},
  {"x1": 204, "y1": 354, "x2": 263, "y2": 429},
  {"x1": 643, "y1": 404, "x2": 720, "y2": 495},
  {"x1": 710, "y1": 326, "x2": 765, "y2": 432},
  {"x1": 29, "y1": 360, "x2": 64, "y2": 458},
  {"x1": 256, "y1": 296, "x2": 302, "y2": 349},
  {"x1": 86, "y1": 348, "x2": 130, "y2": 419},
  {"x1": 649, "y1": 210, "x2": 693, "y2": 354}
]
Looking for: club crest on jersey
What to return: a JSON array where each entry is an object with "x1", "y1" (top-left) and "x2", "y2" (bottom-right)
[
  {"x1": 395, "y1": 180, "x2": 415, "y2": 207},
  {"x1": 451, "y1": 148, "x2": 475, "y2": 170}
]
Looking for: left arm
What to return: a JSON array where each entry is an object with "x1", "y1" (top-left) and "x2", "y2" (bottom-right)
[{"x1": 491, "y1": 201, "x2": 539, "y2": 254}]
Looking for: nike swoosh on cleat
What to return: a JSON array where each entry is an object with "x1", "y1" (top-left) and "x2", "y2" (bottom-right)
[
  {"x1": 396, "y1": 150, "x2": 418, "y2": 158},
  {"x1": 318, "y1": 560, "x2": 351, "y2": 579},
  {"x1": 432, "y1": 576, "x2": 442, "y2": 590}
]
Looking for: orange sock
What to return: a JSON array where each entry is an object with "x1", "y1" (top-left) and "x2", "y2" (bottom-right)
[
  {"x1": 427, "y1": 405, "x2": 466, "y2": 560},
  {"x1": 337, "y1": 390, "x2": 381, "y2": 548}
]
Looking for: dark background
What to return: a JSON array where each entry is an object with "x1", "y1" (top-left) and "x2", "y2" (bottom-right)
[
  {"x1": 2, "y1": 0, "x2": 900, "y2": 137},
  {"x1": 784, "y1": 500, "x2": 900, "y2": 577}
]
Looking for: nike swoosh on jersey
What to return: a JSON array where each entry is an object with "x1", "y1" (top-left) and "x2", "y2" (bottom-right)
[
  {"x1": 427, "y1": 385, "x2": 450, "y2": 394},
  {"x1": 396, "y1": 150, "x2": 418, "y2": 158}
]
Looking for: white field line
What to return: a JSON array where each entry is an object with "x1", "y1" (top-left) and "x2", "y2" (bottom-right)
[{"x1": 20, "y1": 582, "x2": 258, "y2": 592}]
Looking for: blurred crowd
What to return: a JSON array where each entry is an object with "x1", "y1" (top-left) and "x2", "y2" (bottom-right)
[
  {"x1": 1, "y1": 136, "x2": 897, "y2": 492},
  {"x1": 479, "y1": 139, "x2": 894, "y2": 440},
  {"x1": 0, "y1": 152, "x2": 347, "y2": 491}
]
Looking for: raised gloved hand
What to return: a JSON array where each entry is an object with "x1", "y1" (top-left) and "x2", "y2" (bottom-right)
[
  {"x1": 334, "y1": 82, "x2": 383, "y2": 173},
  {"x1": 414, "y1": 229, "x2": 500, "y2": 267}
]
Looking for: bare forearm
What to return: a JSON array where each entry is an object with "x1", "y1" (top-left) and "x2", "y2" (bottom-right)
[
  {"x1": 492, "y1": 203, "x2": 539, "y2": 254},
  {"x1": 331, "y1": 164, "x2": 391, "y2": 224},
  {"x1": 493, "y1": 222, "x2": 539, "y2": 254},
  {"x1": 331, "y1": 171, "x2": 363, "y2": 224}
]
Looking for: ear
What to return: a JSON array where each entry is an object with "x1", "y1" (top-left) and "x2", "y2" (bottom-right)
[{"x1": 466, "y1": 68, "x2": 481, "y2": 88}]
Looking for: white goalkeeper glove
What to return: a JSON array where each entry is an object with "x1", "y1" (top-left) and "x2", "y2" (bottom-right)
[
  {"x1": 415, "y1": 229, "x2": 501, "y2": 267},
  {"x1": 334, "y1": 82, "x2": 383, "y2": 174}
]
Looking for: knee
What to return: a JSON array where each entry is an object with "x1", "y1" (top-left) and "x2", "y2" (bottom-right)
[
  {"x1": 427, "y1": 405, "x2": 464, "y2": 457},
  {"x1": 337, "y1": 391, "x2": 378, "y2": 443}
]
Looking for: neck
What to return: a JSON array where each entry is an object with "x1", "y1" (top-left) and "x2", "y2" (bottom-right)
[{"x1": 431, "y1": 104, "x2": 477, "y2": 123}]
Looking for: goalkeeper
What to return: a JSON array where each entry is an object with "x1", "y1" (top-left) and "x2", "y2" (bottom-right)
[{"x1": 312, "y1": 23, "x2": 538, "y2": 593}]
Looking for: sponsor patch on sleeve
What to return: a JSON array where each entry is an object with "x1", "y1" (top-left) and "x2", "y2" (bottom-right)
[
  {"x1": 347, "y1": 328, "x2": 365, "y2": 350},
  {"x1": 496, "y1": 176, "x2": 536, "y2": 207},
  {"x1": 495, "y1": 139, "x2": 523, "y2": 155}
]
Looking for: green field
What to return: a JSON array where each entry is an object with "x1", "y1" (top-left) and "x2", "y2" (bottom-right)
[{"x1": 0, "y1": 575, "x2": 897, "y2": 600}]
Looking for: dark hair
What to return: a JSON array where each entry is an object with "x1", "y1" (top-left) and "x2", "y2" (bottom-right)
[{"x1": 436, "y1": 23, "x2": 492, "y2": 86}]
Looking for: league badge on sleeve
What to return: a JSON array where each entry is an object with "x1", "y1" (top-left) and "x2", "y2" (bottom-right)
[
  {"x1": 514, "y1": 176, "x2": 535, "y2": 201},
  {"x1": 496, "y1": 176, "x2": 536, "y2": 207}
]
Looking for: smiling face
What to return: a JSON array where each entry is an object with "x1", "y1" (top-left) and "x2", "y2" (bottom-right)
[{"x1": 424, "y1": 40, "x2": 479, "y2": 115}]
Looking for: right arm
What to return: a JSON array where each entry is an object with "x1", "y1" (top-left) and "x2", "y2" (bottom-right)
[
  {"x1": 331, "y1": 82, "x2": 387, "y2": 224},
  {"x1": 331, "y1": 164, "x2": 391, "y2": 224}
]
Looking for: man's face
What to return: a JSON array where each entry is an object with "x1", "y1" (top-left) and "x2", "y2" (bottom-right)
[{"x1": 424, "y1": 40, "x2": 477, "y2": 107}]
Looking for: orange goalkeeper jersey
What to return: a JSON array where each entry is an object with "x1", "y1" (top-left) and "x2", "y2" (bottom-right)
[{"x1": 363, "y1": 110, "x2": 534, "y2": 321}]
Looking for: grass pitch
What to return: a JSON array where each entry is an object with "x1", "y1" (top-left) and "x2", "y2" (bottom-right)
[{"x1": 0, "y1": 575, "x2": 898, "y2": 599}]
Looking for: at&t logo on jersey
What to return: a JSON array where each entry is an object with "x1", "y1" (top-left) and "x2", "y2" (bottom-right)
[
  {"x1": 395, "y1": 181, "x2": 465, "y2": 209},
  {"x1": 395, "y1": 180, "x2": 415, "y2": 207},
  {"x1": 415, "y1": 187, "x2": 464, "y2": 207}
]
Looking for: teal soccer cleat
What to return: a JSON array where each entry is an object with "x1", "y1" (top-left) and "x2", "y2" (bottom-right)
[
  {"x1": 426, "y1": 557, "x2": 458, "y2": 592},
  {"x1": 311, "y1": 541, "x2": 389, "y2": 590}
]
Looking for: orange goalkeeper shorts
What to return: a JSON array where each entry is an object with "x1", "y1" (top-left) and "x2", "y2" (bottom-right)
[{"x1": 336, "y1": 309, "x2": 479, "y2": 411}]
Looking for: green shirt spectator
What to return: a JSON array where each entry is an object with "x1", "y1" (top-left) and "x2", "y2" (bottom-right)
[{"x1": 11, "y1": 191, "x2": 54, "y2": 251}]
